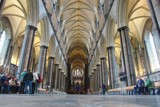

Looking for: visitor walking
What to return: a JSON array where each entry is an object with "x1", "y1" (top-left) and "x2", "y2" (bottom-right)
[{"x1": 24, "y1": 69, "x2": 33, "y2": 94}]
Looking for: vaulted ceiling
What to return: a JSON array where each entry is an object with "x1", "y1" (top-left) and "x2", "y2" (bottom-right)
[{"x1": 59, "y1": 0, "x2": 101, "y2": 65}]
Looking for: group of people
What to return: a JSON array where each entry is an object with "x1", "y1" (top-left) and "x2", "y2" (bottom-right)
[
  {"x1": 134, "y1": 77, "x2": 155, "y2": 95},
  {"x1": 0, "y1": 74, "x2": 19, "y2": 93},
  {"x1": 0, "y1": 68, "x2": 42, "y2": 94},
  {"x1": 119, "y1": 71, "x2": 155, "y2": 95}
]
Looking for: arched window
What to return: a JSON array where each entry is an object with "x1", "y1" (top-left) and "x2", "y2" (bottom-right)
[
  {"x1": 0, "y1": 30, "x2": 10, "y2": 66},
  {"x1": 73, "y1": 68, "x2": 83, "y2": 77},
  {"x1": 145, "y1": 32, "x2": 160, "y2": 72},
  {"x1": 0, "y1": 31, "x2": 6, "y2": 52}
]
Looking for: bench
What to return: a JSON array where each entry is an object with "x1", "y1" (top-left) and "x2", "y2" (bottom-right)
[
  {"x1": 108, "y1": 86, "x2": 134, "y2": 95},
  {"x1": 149, "y1": 81, "x2": 160, "y2": 95},
  {"x1": 37, "y1": 88, "x2": 48, "y2": 94},
  {"x1": 108, "y1": 81, "x2": 160, "y2": 95},
  {"x1": 154, "y1": 81, "x2": 160, "y2": 89}
]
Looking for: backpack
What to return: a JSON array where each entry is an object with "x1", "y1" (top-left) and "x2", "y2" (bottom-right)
[{"x1": 37, "y1": 74, "x2": 42, "y2": 83}]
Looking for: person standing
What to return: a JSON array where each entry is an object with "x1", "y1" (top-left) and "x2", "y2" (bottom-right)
[
  {"x1": 1, "y1": 73, "x2": 9, "y2": 94},
  {"x1": 32, "y1": 71, "x2": 38, "y2": 94},
  {"x1": 24, "y1": 69, "x2": 33, "y2": 94},
  {"x1": 102, "y1": 84, "x2": 106, "y2": 95},
  {"x1": 19, "y1": 69, "x2": 27, "y2": 94},
  {"x1": 9, "y1": 76, "x2": 16, "y2": 93},
  {"x1": 137, "y1": 77, "x2": 145, "y2": 95},
  {"x1": 144, "y1": 77, "x2": 155, "y2": 95}
]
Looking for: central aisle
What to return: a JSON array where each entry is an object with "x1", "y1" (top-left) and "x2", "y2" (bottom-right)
[{"x1": 0, "y1": 95, "x2": 159, "y2": 107}]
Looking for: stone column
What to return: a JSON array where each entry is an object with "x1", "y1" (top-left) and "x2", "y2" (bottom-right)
[
  {"x1": 92, "y1": 72, "x2": 95, "y2": 91},
  {"x1": 118, "y1": 26, "x2": 136, "y2": 86},
  {"x1": 46, "y1": 57, "x2": 54, "y2": 92},
  {"x1": 147, "y1": 0, "x2": 160, "y2": 35},
  {"x1": 0, "y1": 0, "x2": 6, "y2": 17},
  {"x1": 67, "y1": 63, "x2": 71, "y2": 91},
  {"x1": 107, "y1": 46, "x2": 118, "y2": 89},
  {"x1": 63, "y1": 75, "x2": 66, "y2": 91},
  {"x1": 58, "y1": 69, "x2": 62, "y2": 91},
  {"x1": 17, "y1": 25, "x2": 37, "y2": 79},
  {"x1": 94, "y1": 69, "x2": 98, "y2": 91},
  {"x1": 37, "y1": 45, "x2": 48, "y2": 88},
  {"x1": 85, "y1": 63, "x2": 89, "y2": 92},
  {"x1": 54, "y1": 64, "x2": 59, "y2": 90},
  {"x1": 61, "y1": 72, "x2": 64, "y2": 91},
  {"x1": 96, "y1": 64, "x2": 101, "y2": 90},
  {"x1": 100, "y1": 57, "x2": 108, "y2": 87},
  {"x1": 90, "y1": 75, "x2": 92, "y2": 90}
]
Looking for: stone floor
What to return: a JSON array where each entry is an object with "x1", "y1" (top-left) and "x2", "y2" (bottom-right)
[{"x1": 0, "y1": 94, "x2": 160, "y2": 107}]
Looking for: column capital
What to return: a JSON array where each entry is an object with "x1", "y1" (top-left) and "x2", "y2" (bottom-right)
[
  {"x1": 100, "y1": 57, "x2": 106, "y2": 60},
  {"x1": 26, "y1": 25, "x2": 37, "y2": 31},
  {"x1": 55, "y1": 64, "x2": 59, "y2": 66},
  {"x1": 96, "y1": 64, "x2": 100, "y2": 66},
  {"x1": 40, "y1": 45, "x2": 48, "y2": 49},
  {"x1": 93, "y1": 69, "x2": 97, "y2": 71},
  {"x1": 48, "y1": 56, "x2": 54, "y2": 59},
  {"x1": 117, "y1": 26, "x2": 129, "y2": 32},
  {"x1": 107, "y1": 46, "x2": 115, "y2": 49}
]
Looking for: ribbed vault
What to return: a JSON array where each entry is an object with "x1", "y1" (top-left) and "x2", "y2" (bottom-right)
[{"x1": 60, "y1": 0, "x2": 98, "y2": 66}]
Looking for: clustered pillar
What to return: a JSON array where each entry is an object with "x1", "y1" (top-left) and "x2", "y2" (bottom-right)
[
  {"x1": 118, "y1": 26, "x2": 136, "y2": 86},
  {"x1": 54, "y1": 64, "x2": 59, "y2": 90},
  {"x1": 46, "y1": 57, "x2": 54, "y2": 91},
  {"x1": 58, "y1": 69, "x2": 62, "y2": 91},
  {"x1": 107, "y1": 46, "x2": 118, "y2": 89},
  {"x1": 96, "y1": 64, "x2": 101, "y2": 90},
  {"x1": 37, "y1": 45, "x2": 48, "y2": 88},
  {"x1": 92, "y1": 72, "x2": 95, "y2": 90},
  {"x1": 17, "y1": 25, "x2": 37, "y2": 79},
  {"x1": 94, "y1": 69, "x2": 98, "y2": 91},
  {"x1": 100, "y1": 57, "x2": 108, "y2": 87}
]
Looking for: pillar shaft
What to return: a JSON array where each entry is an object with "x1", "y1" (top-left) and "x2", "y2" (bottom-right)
[
  {"x1": 57, "y1": 69, "x2": 61, "y2": 91},
  {"x1": 17, "y1": 25, "x2": 37, "y2": 79},
  {"x1": 37, "y1": 45, "x2": 48, "y2": 88},
  {"x1": 54, "y1": 64, "x2": 59, "y2": 90},
  {"x1": 94, "y1": 69, "x2": 98, "y2": 90},
  {"x1": 63, "y1": 75, "x2": 66, "y2": 91},
  {"x1": 107, "y1": 46, "x2": 118, "y2": 89},
  {"x1": 90, "y1": 75, "x2": 92, "y2": 89},
  {"x1": 100, "y1": 57, "x2": 108, "y2": 87},
  {"x1": 118, "y1": 26, "x2": 136, "y2": 86},
  {"x1": 60, "y1": 73, "x2": 63, "y2": 91},
  {"x1": 85, "y1": 63, "x2": 89, "y2": 92},
  {"x1": 96, "y1": 64, "x2": 101, "y2": 89},
  {"x1": 46, "y1": 57, "x2": 54, "y2": 91},
  {"x1": 92, "y1": 73, "x2": 94, "y2": 90}
]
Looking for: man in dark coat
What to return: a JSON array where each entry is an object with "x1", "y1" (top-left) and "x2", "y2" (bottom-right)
[{"x1": 24, "y1": 69, "x2": 33, "y2": 94}]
